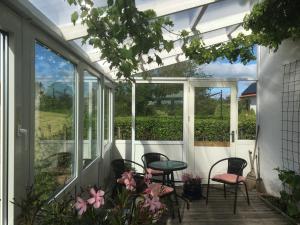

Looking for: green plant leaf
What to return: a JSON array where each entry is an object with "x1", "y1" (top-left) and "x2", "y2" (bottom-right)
[{"x1": 71, "y1": 11, "x2": 79, "y2": 25}]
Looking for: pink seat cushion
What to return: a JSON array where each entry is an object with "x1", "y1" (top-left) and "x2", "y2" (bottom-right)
[
  {"x1": 146, "y1": 168, "x2": 164, "y2": 176},
  {"x1": 146, "y1": 183, "x2": 174, "y2": 197},
  {"x1": 212, "y1": 173, "x2": 246, "y2": 184}
]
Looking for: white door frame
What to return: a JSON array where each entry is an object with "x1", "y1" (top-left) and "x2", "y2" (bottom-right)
[
  {"x1": 0, "y1": 29, "x2": 8, "y2": 225},
  {"x1": 187, "y1": 80, "x2": 238, "y2": 174}
]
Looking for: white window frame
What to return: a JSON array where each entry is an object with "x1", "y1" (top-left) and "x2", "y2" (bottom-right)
[
  {"x1": 33, "y1": 40, "x2": 79, "y2": 198},
  {"x1": 103, "y1": 81, "x2": 114, "y2": 154},
  {"x1": 82, "y1": 70, "x2": 102, "y2": 169},
  {"x1": 0, "y1": 30, "x2": 8, "y2": 225}
]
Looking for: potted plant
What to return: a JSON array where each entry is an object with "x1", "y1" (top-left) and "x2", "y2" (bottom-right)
[{"x1": 182, "y1": 173, "x2": 203, "y2": 200}]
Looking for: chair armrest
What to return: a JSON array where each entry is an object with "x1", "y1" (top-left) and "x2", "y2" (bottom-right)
[{"x1": 208, "y1": 158, "x2": 230, "y2": 181}]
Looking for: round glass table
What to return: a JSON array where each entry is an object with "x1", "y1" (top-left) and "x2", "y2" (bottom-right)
[{"x1": 148, "y1": 160, "x2": 188, "y2": 172}]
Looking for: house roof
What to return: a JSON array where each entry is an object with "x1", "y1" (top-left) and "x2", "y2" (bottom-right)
[{"x1": 241, "y1": 82, "x2": 256, "y2": 97}]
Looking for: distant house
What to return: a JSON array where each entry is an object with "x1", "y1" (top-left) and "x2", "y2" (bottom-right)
[{"x1": 240, "y1": 83, "x2": 256, "y2": 113}]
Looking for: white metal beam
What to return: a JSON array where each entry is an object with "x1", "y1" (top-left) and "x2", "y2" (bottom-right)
[
  {"x1": 195, "y1": 11, "x2": 249, "y2": 33},
  {"x1": 137, "y1": 0, "x2": 221, "y2": 17},
  {"x1": 87, "y1": 50, "x2": 101, "y2": 62},
  {"x1": 59, "y1": 0, "x2": 222, "y2": 41},
  {"x1": 135, "y1": 26, "x2": 250, "y2": 73},
  {"x1": 60, "y1": 23, "x2": 88, "y2": 41},
  {"x1": 226, "y1": 24, "x2": 241, "y2": 39},
  {"x1": 190, "y1": 5, "x2": 208, "y2": 31}
]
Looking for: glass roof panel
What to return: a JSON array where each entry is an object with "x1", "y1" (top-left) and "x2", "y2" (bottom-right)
[
  {"x1": 29, "y1": 0, "x2": 107, "y2": 26},
  {"x1": 73, "y1": 39, "x2": 95, "y2": 52},
  {"x1": 27, "y1": 0, "x2": 254, "y2": 77}
]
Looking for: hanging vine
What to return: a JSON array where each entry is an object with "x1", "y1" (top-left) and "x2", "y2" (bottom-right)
[
  {"x1": 67, "y1": 0, "x2": 174, "y2": 81},
  {"x1": 182, "y1": 0, "x2": 300, "y2": 65},
  {"x1": 67, "y1": 0, "x2": 300, "y2": 79}
]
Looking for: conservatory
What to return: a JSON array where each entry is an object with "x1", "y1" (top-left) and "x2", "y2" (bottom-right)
[{"x1": 0, "y1": 0, "x2": 300, "y2": 224}]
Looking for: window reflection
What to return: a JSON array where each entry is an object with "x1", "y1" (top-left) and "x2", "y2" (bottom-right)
[
  {"x1": 34, "y1": 42, "x2": 75, "y2": 199},
  {"x1": 83, "y1": 72, "x2": 100, "y2": 167}
]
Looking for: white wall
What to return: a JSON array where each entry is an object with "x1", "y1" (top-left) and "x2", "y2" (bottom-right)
[
  {"x1": 258, "y1": 39, "x2": 300, "y2": 196},
  {"x1": 114, "y1": 140, "x2": 254, "y2": 182},
  {"x1": 250, "y1": 96, "x2": 256, "y2": 113}
]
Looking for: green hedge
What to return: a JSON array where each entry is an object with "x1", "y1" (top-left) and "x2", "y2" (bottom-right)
[
  {"x1": 194, "y1": 118, "x2": 230, "y2": 141},
  {"x1": 238, "y1": 117, "x2": 256, "y2": 139},
  {"x1": 115, "y1": 116, "x2": 256, "y2": 141}
]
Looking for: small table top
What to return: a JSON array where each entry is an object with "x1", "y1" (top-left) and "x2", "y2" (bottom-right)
[{"x1": 148, "y1": 160, "x2": 188, "y2": 172}]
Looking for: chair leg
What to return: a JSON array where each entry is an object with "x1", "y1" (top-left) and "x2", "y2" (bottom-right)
[
  {"x1": 171, "y1": 172, "x2": 179, "y2": 205},
  {"x1": 233, "y1": 183, "x2": 238, "y2": 214},
  {"x1": 206, "y1": 179, "x2": 210, "y2": 205},
  {"x1": 223, "y1": 183, "x2": 226, "y2": 199},
  {"x1": 244, "y1": 182, "x2": 250, "y2": 205}
]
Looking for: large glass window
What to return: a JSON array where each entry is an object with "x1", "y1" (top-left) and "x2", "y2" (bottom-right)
[
  {"x1": 114, "y1": 82, "x2": 132, "y2": 140},
  {"x1": 238, "y1": 81, "x2": 257, "y2": 140},
  {"x1": 83, "y1": 72, "x2": 100, "y2": 168},
  {"x1": 103, "y1": 85, "x2": 111, "y2": 146},
  {"x1": 135, "y1": 83, "x2": 183, "y2": 141},
  {"x1": 34, "y1": 42, "x2": 76, "y2": 199}
]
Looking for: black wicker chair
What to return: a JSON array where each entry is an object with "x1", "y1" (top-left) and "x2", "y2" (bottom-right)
[
  {"x1": 111, "y1": 159, "x2": 147, "y2": 194},
  {"x1": 206, "y1": 157, "x2": 250, "y2": 214},
  {"x1": 111, "y1": 158, "x2": 183, "y2": 222},
  {"x1": 141, "y1": 153, "x2": 170, "y2": 183}
]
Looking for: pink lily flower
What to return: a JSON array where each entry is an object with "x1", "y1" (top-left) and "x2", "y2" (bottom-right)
[
  {"x1": 124, "y1": 177, "x2": 136, "y2": 191},
  {"x1": 87, "y1": 188, "x2": 105, "y2": 208},
  {"x1": 118, "y1": 171, "x2": 136, "y2": 191},
  {"x1": 74, "y1": 197, "x2": 87, "y2": 215},
  {"x1": 143, "y1": 195, "x2": 162, "y2": 213},
  {"x1": 121, "y1": 171, "x2": 133, "y2": 180},
  {"x1": 144, "y1": 172, "x2": 152, "y2": 185}
]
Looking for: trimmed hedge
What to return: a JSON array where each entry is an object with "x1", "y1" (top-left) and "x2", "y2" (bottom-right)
[
  {"x1": 115, "y1": 116, "x2": 256, "y2": 141},
  {"x1": 194, "y1": 118, "x2": 230, "y2": 141}
]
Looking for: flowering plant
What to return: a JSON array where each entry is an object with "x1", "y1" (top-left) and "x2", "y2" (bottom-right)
[
  {"x1": 14, "y1": 170, "x2": 166, "y2": 225},
  {"x1": 73, "y1": 170, "x2": 166, "y2": 225},
  {"x1": 182, "y1": 173, "x2": 202, "y2": 185}
]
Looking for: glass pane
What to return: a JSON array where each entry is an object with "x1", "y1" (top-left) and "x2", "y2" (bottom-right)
[
  {"x1": 34, "y1": 42, "x2": 75, "y2": 199},
  {"x1": 114, "y1": 82, "x2": 132, "y2": 140},
  {"x1": 194, "y1": 87, "x2": 230, "y2": 147},
  {"x1": 238, "y1": 81, "x2": 257, "y2": 140},
  {"x1": 83, "y1": 72, "x2": 99, "y2": 168},
  {"x1": 104, "y1": 86, "x2": 110, "y2": 146},
  {"x1": 137, "y1": 61, "x2": 206, "y2": 78},
  {"x1": 135, "y1": 83, "x2": 183, "y2": 141}
]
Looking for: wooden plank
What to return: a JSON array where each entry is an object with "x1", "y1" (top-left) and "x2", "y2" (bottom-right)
[{"x1": 160, "y1": 186, "x2": 291, "y2": 225}]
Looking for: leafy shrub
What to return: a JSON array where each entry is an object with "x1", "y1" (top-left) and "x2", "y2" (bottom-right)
[
  {"x1": 275, "y1": 168, "x2": 300, "y2": 218},
  {"x1": 238, "y1": 112, "x2": 256, "y2": 139},
  {"x1": 194, "y1": 118, "x2": 229, "y2": 142},
  {"x1": 115, "y1": 116, "x2": 256, "y2": 141}
]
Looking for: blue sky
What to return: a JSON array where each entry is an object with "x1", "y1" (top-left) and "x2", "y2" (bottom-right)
[
  {"x1": 35, "y1": 42, "x2": 75, "y2": 92},
  {"x1": 202, "y1": 46, "x2": 257, "y2": 97},
  {"x1": 35, "y1": 42, "x2": 256, "y2": 98}
]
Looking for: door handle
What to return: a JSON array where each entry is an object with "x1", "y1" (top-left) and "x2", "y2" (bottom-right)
[
  {"x1": 17, "y1": 124, "x2": 28, "y2": 152},
  {"x1": 17, "y1": 124, "x2": 28, "y2": 137},
  {"x1": 231, "y1": 131, "x2": 235, "y2": 142}
]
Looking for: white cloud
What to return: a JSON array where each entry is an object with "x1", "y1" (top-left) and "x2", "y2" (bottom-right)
[{"x1": 199, "y1": 62, "x2": 257, "y2": 79}]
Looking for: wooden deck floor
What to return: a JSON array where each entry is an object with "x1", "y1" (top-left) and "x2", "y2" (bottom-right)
[{"x1": 163, "y1": 186, "x2": 291, "y2": 225}]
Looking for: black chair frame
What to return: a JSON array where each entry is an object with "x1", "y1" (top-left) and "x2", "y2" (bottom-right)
[
  {"x1": 206, "y1": 157, "x2": 250, "y2": 214},
  {"x1": 111, "y1": 158, "x2": 182, "y2": 222}
]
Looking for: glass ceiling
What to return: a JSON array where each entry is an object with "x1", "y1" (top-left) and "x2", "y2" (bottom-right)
[{"x1": 28, "y1": 0, "x2": 255, "y2": 79}]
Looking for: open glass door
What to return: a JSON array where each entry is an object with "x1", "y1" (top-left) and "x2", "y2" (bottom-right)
[{"x1": 187, "y1": 81, "x2": 238, "y2": 180}]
